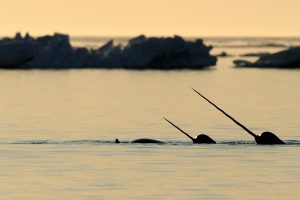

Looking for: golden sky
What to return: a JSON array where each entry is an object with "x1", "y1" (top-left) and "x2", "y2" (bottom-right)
[{"x1": 1, "y1": 0, "x2": 300, "y2": 37}]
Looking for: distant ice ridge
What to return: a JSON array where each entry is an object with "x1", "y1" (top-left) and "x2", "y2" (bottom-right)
[
  {"x1": 234, "y1": 47, "x2": 300, "y2": 68},
  {"x1": 0, "y1": 33, "x2": 217, "y2": 69}
]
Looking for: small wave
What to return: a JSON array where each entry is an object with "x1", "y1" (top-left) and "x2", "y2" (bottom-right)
[
  {"x1": 8, "y1": 140, "x2": 114, "y2": 145},
  {"x1": 284, "y1": 140, "x2": 300, "y2": 145},
  {"x1": 13, "y1": 140, "x2": 53, "y2": 144},
  {"x1": 62, "y1": 140, "x2": 114, "y2": 145}
]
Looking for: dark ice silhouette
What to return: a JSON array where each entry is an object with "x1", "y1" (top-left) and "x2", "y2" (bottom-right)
[
  {"x1": 234, "y1": 47, "x2": 300, "y2": 68},
  {"x1": 0, "y1": 33, "x2": 217, "y2": 69},
  {"x1": 240, "y1": 52, "x2": 271, "y2": 57},
  {"x1": 216, "y1": 51, "x2": 232, "y2": 57}
]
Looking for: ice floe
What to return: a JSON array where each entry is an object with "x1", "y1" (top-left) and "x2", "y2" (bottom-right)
[
  {"x1": 234, "y1": 47, "x2": 300, "y2": 68},
  {"x1": 0, "y1": 33, "x2": 217, "y2": 69}
]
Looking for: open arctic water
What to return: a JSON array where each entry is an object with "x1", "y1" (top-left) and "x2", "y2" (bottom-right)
[{"x1": 0, "y1": 37, "x2": 299, "y2": 199}]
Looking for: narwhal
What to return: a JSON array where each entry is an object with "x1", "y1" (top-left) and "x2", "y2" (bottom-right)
[
  {"x1": 115, "y1": 138, "x2": 165, "y2": 144},
  {"x1": 191, "y1": 88, "x2": 285, "y2": 145},
  {"x1": 163, "y1": 117, "x2": 216, "y2": 144}
]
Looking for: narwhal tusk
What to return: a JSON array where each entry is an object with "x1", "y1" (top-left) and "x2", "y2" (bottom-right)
[
  {"x1": 191, "y1": 88, "x2": 257, "y2": 138},
  {"x1": 163, "y1": 117, "x2": 195, "y2": 141}
]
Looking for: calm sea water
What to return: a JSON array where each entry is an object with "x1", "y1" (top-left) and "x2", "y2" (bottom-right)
[{"x1": 0, "y1": 38, "x2": 299, "y2": 199}]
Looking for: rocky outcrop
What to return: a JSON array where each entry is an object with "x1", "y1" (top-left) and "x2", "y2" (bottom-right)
[
  {"x1": 234, "y1": 47, "x2": 300, "y2": 68},
  {"x1": 0, "y1": 33, "x2": 33, "y2": 68},
  {"x1": 0, "y1": 33, "x2": 217, "y2": 69}
]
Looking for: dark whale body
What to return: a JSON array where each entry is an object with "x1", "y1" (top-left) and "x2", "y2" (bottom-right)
[
  {"x1": 192, "y1": 88, "x2": 285, "y2": 145},
  {"x1": 194, "y1": 134, "x2": 217, "y2": 144},
  {"x1": 163, "y1": 118, "x2": 216, "y2": 144},
  {"x1": 131, "y1": 138, "x2": 165, "y2": 144},
  {"x1": 255, "y1": 132, "x2": 285, "y2": 144},
  {"x1": 115, "y1": 138, "x2": 164, "y2": 144}
]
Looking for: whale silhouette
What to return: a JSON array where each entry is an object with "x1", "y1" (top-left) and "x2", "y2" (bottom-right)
[
  {"x1": 163, "y1": 117, "x2": 216, "y2": 144},
  {"x1": 115, "y1": 138, "x2": 165, "y2": 144},
  {"x1": 191, "y1": 88, "x2": 285, "y2": 145}
]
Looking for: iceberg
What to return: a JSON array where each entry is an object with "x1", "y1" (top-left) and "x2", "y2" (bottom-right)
[
  {"x1": 0, "y1": 33, "x2": 217, "y2": 69},
  {"x1": 0, "y1": 33, "x2": 33, "y2": 68},
  {"x1": 234, "y1": 47, "x2": 300, "y2": 68}
]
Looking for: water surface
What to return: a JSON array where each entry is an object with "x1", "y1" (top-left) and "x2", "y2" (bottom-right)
[{"x1": 0, "y1": 38, "x2": 299, "y2": 199}]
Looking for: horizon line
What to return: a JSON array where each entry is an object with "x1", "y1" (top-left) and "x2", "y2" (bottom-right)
[{"x1": 1, "y1": 32, "x2": 300, "y2": 39}]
